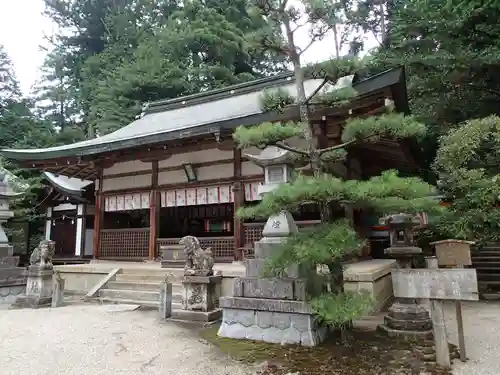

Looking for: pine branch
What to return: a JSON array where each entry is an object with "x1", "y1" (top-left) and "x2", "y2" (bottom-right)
[
  {"x1": 233, "y1": 121, "x2": 304, "y2": 149},
  {"x1": 275, "y1": 141, "x2": 308, "y2": 156},
  {"x1": 318, "y1": 140, "x2": 357, "y2": 155}
]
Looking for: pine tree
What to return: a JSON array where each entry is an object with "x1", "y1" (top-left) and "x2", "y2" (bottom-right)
[{"x1": 233, "y1": 0, "x2": 443, "y2": 334}]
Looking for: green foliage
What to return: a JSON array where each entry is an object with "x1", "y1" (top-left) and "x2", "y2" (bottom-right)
[
  {"x1": 434, "y1": 115, "x2": 500, "y2": 243},
  {"x1": 265, "y1": 220, "x2": 366, "y2": 272},
  {"x1": 310, "y1": 291, "x2": 374, "y2": 328},
  {"x1": 259, "y1": 87, "x2": 296, "y2": 113},
  {"x1": 310, "y1": 87, "x2": 357, "y2": 107},
  {"x1": 233, "y1": 121, "x2": 304, "y2": 149},
  {"x1": 342, "y1": 113, "x2": 427, "y2": 143},
  {"x1": 238, "y1": 171, "x2": 440, "y2": 219}
]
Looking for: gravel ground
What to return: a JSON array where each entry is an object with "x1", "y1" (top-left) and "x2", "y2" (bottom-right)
[
  {"x1": 1, "y1": 301, "x2": 499, "y2": 375},
  {"x1": 0, "y1": 303, "x2": 253, "y2": 375},
  {"x1": 446, "y1": 301, "x2": 500, "y2": 375}
]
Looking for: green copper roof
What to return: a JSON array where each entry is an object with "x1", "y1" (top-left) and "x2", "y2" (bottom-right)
[{"x1": 1, "y1": 67, "x2": 406, "y2": 161}]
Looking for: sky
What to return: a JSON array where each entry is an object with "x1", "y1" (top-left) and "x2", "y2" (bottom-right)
[{"x1": 0, "y1": 0, "x2": 375, "y2": 96}]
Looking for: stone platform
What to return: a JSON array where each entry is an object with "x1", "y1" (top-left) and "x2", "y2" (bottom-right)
[{"x1": 218, "y1": 296, "x2": 328, "y2": 345}]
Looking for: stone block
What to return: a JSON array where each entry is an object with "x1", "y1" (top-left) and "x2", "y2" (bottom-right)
[
  {"x1": 159, "y1": 281, "x2": 172, "y2": 319},
  {"x1": 384, "y1": 315, "x2": 432, "y2": 331},
  {"x1": 256, "y1": 311, "x2": 273, "y2": 329},
  {"x1": 232, "y1": 277, "x2": 242, "y2": 297},
  {"x1": 262, "y1": 326, "x2": 284, "y2": 344},
  {"x1": 13, "y1": 266, "x2": 54, "y2": 308},
  {"x1": 51, "y1": 273, "x2": 65, "y2": 308},
  {"x1": 218, "y1": 322, "x2": 247, "y2": 340},
  {"x1": 181, "y1": 275, "x2": 221, "y2": 312},
  {"x1": 272, "y1": 311, "x2": 292, "y2": 330},
  {"x1": 223, "y1": 308, "x2": 256, "y2": 327},
  {"x1": 388, "y1": 302, "x2": 431, "y2": 321},
  {"x1": 245, "y1": 325, "x2": 265, "y2": 341},
  {"x1": 240, "y1": 277, "x2": 294, "y2": 300},
  {"x1": 282, "y1": 327, "x2": 302, "y2": 344},
  {"x1": 254, "y1": 237, "x2": 284, "y2": 259},
  {"x1": 290, "y1": 314, "x2": 311, "y2": 333},
  {"x1": 219, "y1": 296, "x2": 313, "y2": 314},
  {"x1": 244, "y1": 259, "x2": 307, "y2": 279}
]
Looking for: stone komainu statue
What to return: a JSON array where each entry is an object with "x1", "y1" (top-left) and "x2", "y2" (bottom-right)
[
  {"x1": 179, "y1": 235, "x2": 214, "y2": 276},
  {"x1": 30, "y1": 240, "x2": 56, "y2": 269}
]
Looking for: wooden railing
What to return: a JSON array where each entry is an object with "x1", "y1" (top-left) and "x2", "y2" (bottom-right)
[
  {"x1": 157, "y1": 236, "x2": 234, "y2": 262},
  {"x1": 100, "y1": 228, "x2": 149, "y2": 258}
]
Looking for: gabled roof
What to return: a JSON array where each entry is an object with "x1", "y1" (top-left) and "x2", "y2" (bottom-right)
[{"x1": 1, "y1": 67, "x2": 406, "y2": 163}]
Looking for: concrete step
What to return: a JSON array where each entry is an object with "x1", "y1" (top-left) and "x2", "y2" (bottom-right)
[
  {"x1": 472, "y1": 251, "x2": 500, "y2": 257},
  {"x1": 472, "y1": 256, "x2": 500, "y2": 261},
  {"x1": 94, "y1": 297, "x2": 183, "y2": 310},
  {"x1": 97, "y1": 297, "x2": 160, "y2": 308},
  {"x1": 120, "y1": 268, "x2": 184, "y2": 277},
  {"x1": 478, "y1": 280, "x2": 500, "y2": 285},
  {"x1": 98, "y1": 288, "x2": 159, "y2": 301},
  {"x1": 106, "y1": 281, "x2": 161, "y2": 291},
  {"x1": 116, "y1": 273, "x2": 184, "y2": 282}
]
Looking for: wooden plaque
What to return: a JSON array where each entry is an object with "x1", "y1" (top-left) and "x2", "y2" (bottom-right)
[
  {"x1": 431, "y1": 239, "x2": 473, "y2": 267},
  {"x1": 392, "y1": 268, "x2": 478, "y2": 301}
]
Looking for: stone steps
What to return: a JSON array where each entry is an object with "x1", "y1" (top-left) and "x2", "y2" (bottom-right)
[
  {"x1": 90, "y1": 269, "x2": 185, "y2": 309},
  {"x1": 470, "y1": 245, "x2": 500, "y2": 296}
]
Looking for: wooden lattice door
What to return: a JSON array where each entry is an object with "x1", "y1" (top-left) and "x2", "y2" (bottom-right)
[{"x1": 51, "y1": 220, "x2": 77, "y2": 257}]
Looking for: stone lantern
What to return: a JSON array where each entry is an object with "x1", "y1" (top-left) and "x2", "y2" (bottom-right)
[
  {"x1": 0, "y1": 171, "x2": 23, "y2": 259},
  {"x1": 0, "y1": 171, "x2": 28, "y2": 306},
  {"x1": 218, "y1": 146, "x2": 328, "y2": 347},
  {"x1": 382, "y1": 213, "x2": 422, "y2": 268},
  {"x1": 378, "y1": 212, "x2": 433, "y2": 338},
  {"x1": 245, "y1": 146, "x2": 298, "y2": 238}
]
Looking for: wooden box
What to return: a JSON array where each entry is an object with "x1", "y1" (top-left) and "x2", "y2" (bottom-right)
[
  {"x1": 160, "y1": 244, "x2": 185, "y2": 268},
  {"x1": 430, "y1": 239, "x2": 474, "y2": 267}
]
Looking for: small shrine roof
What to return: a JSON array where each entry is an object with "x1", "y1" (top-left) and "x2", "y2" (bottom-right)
[
  {"x1": 1, "y1": 67, "x2": 406, "y2": 162},
  {"x1": 43, "y1": 172, "x2": 93, "y2": 196}
]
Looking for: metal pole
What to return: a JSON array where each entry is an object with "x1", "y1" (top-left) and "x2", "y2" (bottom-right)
[{"x1": 425, "y1": 256, "x2": 451, "y2": 368}]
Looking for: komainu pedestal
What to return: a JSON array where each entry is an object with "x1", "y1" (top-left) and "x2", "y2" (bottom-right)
[
  {"x1": 13, "y1": 240, "x2": 55, "y2": 309},
  {"x1": 172, "y1": 236, "x2": 222, "y2": 322},
  {"x1": 218, "y1": 211, "x2": 328, "y2": 346},
  {"x1": 176, "y1": 275, "x2": 222, "y2": 322}
]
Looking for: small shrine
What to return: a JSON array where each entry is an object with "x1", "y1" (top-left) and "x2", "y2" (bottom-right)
[{"x1": 218, "y1": 146, "x2": 328, "y2": 346}]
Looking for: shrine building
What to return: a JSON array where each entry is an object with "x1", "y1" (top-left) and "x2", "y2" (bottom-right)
[{"x1": 1, "y1": 68, "x2": 418, "y2": 264}]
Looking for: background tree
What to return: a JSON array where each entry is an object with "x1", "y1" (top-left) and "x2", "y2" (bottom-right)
[
  {"x1": 373, "y1": 0, "x2": 500, "y2": 182},
  {"x1": 434, "y1": 115, "x2": 500, "y2": 244}
]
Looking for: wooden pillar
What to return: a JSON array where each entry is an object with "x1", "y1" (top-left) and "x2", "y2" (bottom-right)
[
  {"x1": 93, "y1": 169, "x2": 104, "y2": 259},
  {"x1": 148, "y1": 160, "x2": 159, "y2": 261},
  {"x1": 44, "y1": 207, "x2": 53, "y2": 241},
  {"x1": 74, "y1": 204, "x2": 85, "y2": 257},
  {"x1": 233, "y1": 148, "x2": 244, "y2": 261}
]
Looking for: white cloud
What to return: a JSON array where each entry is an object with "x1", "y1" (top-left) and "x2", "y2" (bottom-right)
[
  {"x1": 0, "y1": 0, "x2": 378, "y2": 96},
  {"x1": 0, "y1": 0, "x2": 54, "y2": 95}
]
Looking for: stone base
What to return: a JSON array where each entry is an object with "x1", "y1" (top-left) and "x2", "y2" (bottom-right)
[
  {"x1": 172, "y1": 308, "x2": 222, "y2": 322},
  {"x1": 0, "y1": 284, "x2": 25, "y2": 305},
  {"x1": 217, "y1": 307, "x2": 328, "y2": 346},
  {"x1": 12, "y1": 266, "x2": 54, "y2": 309},
  {"x1": 182, "y1": 275, "x2": 222, "y2": 312},
  {"x1": 378, "y1": 301, "x2": 433, "y2": 338},
  {"x1": 11, "y1": 295, "x2": 52, "y2": 309},
  {"x1": 377, "y1": 324, "x2": 433, "y2": 339}
]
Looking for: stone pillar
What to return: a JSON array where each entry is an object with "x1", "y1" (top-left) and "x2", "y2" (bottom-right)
[
  {"x1": 51, "y1": 271, "x2": 65, "y2": 307},
  {"x1": 159, "y1": 279, "x2": 172, "y2": 320}
]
